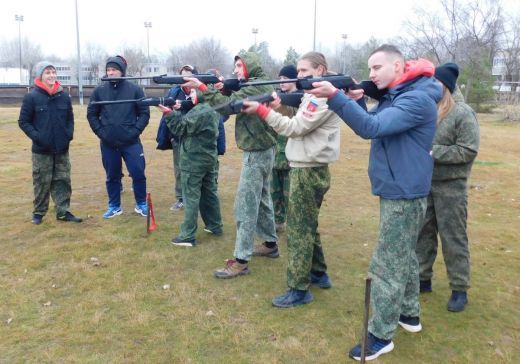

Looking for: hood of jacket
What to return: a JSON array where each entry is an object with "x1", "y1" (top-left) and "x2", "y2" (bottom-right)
[{"x1": 235, "y1": 52, "x2": 266, "y2": 81}]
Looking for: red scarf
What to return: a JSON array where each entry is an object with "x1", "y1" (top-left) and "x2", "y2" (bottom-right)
[
  {"x1": 389, "y1": 58, "x2": 435, "y2": 89},
  {"x1": 34, "y1": 77, "x2": 61, "y2": 96}
]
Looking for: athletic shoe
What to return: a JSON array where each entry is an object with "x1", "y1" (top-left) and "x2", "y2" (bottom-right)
[
  {"x1": 171, "y1": 236, "x2": 197, "y2": 247},
  {"x1": 348, "y1": 332, "x2": 394, "y2": 361},
  {"x1": 310, "y1": 271, "x2": 332, "y2": 289},
  {"x1": 134, "y1": 202, "x2": 148, "y2": 217},
  {"x1": 32, "y1": 214, "x2": 43, "y2": 225},
  {"x1": 398, "y1": 314, "x2": 422, "y2": 333},
  {"x1": 447, "y1": 291, "x2": 468, "y2": 312},
  {"x1": 103, "y1": 206, "x2": 122, "y2": 219},
  {"x1": 253, "y1": 242, "x2": 280, "y2": 258},
  {"x1": 57, "y1": 211, "x2": 83, "y2": 223},
  {"x1": 272, "y1": 289, "x2": 313, "y2": 308}
]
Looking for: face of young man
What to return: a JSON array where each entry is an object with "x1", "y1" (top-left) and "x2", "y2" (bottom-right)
[
  {"x1": 106, "y1": 67, "x2": 123, "y2": 78},
  {"x1": 279, "y1": 76, "x2": 297, "y2": 93},
  {"x1": 41, "y1": 67, "x2": 57, "y2": 88},
  {"x1": 234, "y1": 59, "x2": 245, "y2": 80},
  {"x1": 368, "y1": 51, "x2": 403, "y2": 89},
  {"x1": 180, "y1": 69, "x2": 193, "y2": 92}
]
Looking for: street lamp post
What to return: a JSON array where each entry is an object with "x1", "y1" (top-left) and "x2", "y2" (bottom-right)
[
  {"x1": 15, "y1": 14, "x2": 24, "y2": 84},
  {"x1": 341, "y1": 33, "x2": 348, "y2": 75},
  {"x1": 144, "y1": 22, "x2": 152, "y2": 61},
  {"x1": 75, "y1": 0, "x2": 84, "y2": 105},
  {"x1": 252, "y1": 28, "x2": 258, "y2": 49}
]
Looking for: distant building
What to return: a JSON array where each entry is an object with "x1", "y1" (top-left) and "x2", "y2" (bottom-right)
[{"x1": 0, "y1": 67, "x2": 30, "y2": 85}]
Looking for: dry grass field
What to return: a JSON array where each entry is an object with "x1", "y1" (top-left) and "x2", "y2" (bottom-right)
[{"x1": 0, "y1": 105, "x2": 519, "y2": 363}]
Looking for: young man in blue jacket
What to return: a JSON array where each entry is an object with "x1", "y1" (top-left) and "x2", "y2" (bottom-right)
[
  {"x1": 19, "y1": 61, "x2": 82, "y2": 225},
  {"x1": 87, "y1": 56, "x2": 150, "y2": 219},
  {"x1": 309, "y1": 44, "x2": 442, "y2": 361}
]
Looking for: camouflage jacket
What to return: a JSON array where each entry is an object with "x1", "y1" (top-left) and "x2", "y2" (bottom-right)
[
  {"x1": 196, "y1": 52, "x2": 276, "y2": 152},
  {"x1": 165, "y1": 104, "x2": 219, "y2": 173},
  {"x1": 432, "y1": 89, "x2": 480, "y2": 181}
]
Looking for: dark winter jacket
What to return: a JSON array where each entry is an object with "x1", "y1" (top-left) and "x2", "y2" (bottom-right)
[
  {"x1": 87, "y1": 80, "x2": 150, "y2": 148},
  {"x1": 197, "y1": 52, "x2": 277, "y2": 151},
  {"x1": 164, "y1": 103, "x2": 219, "y2": 173},
  {"x1": 328, "y1": 74, "x2": 442, "y2": 199},
  {"x1": 18, "y1": 82, "x2": 74, "y2": 155}
]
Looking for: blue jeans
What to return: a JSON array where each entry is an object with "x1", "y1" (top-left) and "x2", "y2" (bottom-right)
[{"x1": 101, "y1": 142, "x2": 146, "y2": 207}]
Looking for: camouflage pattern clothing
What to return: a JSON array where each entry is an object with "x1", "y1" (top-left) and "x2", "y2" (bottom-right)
[
  {"x1": 286, "y1": 167, "x2": 330, "y2": 290},
  {"x1": 271, "y1": 103, "x2": 297, "y2": 225},
  {"x1": 32, "y1": 152, "x2": 72, "y2": 217},
  {"x1": 416, "y1": 89, "x2": 479, "y2": 292},
  {"x1": 165, "y1": 103, "x2": 223, "y2": 240},
  {"x1": 368, "y1": 197, "x2": 427, "y2": 340},
  {"x1": 233, "y1": 147, "x2": 277, "y2": 261}
]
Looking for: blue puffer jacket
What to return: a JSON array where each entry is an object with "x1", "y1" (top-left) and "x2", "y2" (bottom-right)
[
  {"x1": 328, "y1": 76, "x2": 442, "y2": 199},
  {"x1": 87, "y1": 80, "x2": 150, "y2": 148}
]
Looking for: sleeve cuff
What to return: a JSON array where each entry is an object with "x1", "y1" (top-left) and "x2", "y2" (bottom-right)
[
  {"x1": 327, "y1": 88, "x2": 340, "y2": 100},
  {"x1": 198, "y1": 83, "x2": 208, "y2": 92},
  {"x1": 256, "y1": 103, "x2": 271, "y2": 119}
]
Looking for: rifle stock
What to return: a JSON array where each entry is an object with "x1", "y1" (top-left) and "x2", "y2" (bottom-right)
[
  {"x1": 100, "y1": 74, "x2": 221, "y2": 85},
  {"x1": 90, "y1": 97, "x2": 193, "y2": 109}
]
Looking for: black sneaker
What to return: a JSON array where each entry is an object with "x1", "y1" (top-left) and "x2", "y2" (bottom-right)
[
  {"x1": 57, "y1": 211, "x2": 83, "y2": 223},
  {"x1": 310, "y1": 271, "x2": 332, "y2": 289},
  {"x1": 32, "y1": 214, "x2": 43, "y2": 225},
  {"x1": 398, "y1": 314, "x2": 422, "y2": 333},
  {"x1": 420, "y1": 279, "x2": 432, "y2": 293},
  {"x1": 348, "y1": 332, "x2": 394, "y2": 361},
  {"x1": 171, "y1": 236, "x2": 197, "y2": 247},
  {"x1": 447, "y1": 291, "x2": 468, "y2": 312}
]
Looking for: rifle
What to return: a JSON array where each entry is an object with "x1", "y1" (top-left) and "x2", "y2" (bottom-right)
[
  {"x1": 90, "y1": 97, "x2": 194, "y2": 109},
  {"x1": 100, "y1": 73, "x2": 221, "y2": 85},
  {"x1": 219, "y1": 92, "x2": 303, "y2": 114}
]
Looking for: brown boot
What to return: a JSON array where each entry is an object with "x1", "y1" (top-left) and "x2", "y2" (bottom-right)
[
  {"x1": 253, "y1": 242, "x2": 280, "y2": 258},
  {"x1": 214, "y1": 259, "x2": 250, "y2": 279}
]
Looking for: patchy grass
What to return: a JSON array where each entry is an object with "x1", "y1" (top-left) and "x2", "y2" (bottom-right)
[{"x1": 0, "y1": 106, "x2": 519, "y2": 363}]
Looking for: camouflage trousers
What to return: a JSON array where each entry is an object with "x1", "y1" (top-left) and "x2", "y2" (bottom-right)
[
  {"x1": 179, "y1": 168, "x2": 223, "y2": 241},
  {"x1": 368, "y1": 197, "x2": 427, "y2": 340},
  {"x1": 416, "y1": 179, "x2": 470, "y2": 291},
  {"x1": 271, "y1": 168, "x2": 290, "y2": 224},
  {"x1": 286, "y1": 166, "x2": 330, "y2": 291},
  {"x1": 234, "y1": 147, "x2": 277, "y2": 261},
  {"x1": 172, "y1": 140, "x2": 182, "y2": 200},
  {"x1": 32, "y1": 152, "x2": 72, "y2": 217}
]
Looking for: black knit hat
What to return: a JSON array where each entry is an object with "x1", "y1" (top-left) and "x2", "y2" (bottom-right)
[
  {"x1": 279, "y1": 64, "x2": 298, "y2": 79},
  {"x1": 434, "y1": 62, "x2": 459, "y2": 93},
  {"x1": 106, "y1": 55, "x2": 128, "y2": 76}
]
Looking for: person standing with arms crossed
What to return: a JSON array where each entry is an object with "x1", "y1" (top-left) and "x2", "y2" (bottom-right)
[{"x1": 309, "y1": 44, "x2": 442, "y2": 361}]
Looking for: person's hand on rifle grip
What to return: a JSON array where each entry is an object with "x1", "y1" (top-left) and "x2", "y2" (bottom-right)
[
  {"x1": 269, "y1": 92, "x2": 282, "y2": 110},
  {"x1": 347, "y1": 88, "x2": 365, "y2": 101},
  {"x1": 308, "y1": 81, "x2": 337, "y2": 98},
  {"x1": 157, "y1": 104, "x2": 173, "y2": 115},
  {"x1": 241, "y1": 100, "x2": 259, "y2": 114},
  {"x1": 172, "y1": 100, "x2": 182, "y2": 110},
  {"x1": 182, "y1": 77, "x2": 203, "y2": 90}
]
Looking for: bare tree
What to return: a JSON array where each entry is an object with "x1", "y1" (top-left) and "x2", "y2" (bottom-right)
[
  {"x1": 120, "y1": 47, "x2": 147, "y2": 76},
  {"x1": 83, "y1": 41, "x2": 108, "y2": 84}
]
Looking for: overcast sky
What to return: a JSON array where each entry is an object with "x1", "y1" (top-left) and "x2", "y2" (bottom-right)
[{"x1": 1, "y1": 0, "x2": 519, "y2": 62}]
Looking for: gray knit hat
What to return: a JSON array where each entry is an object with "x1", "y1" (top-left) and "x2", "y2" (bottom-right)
[{"x1": 33, "y1": 61, "x2": 55, "y2": 79}]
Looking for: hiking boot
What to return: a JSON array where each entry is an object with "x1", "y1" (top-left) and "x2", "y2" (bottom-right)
[
  {"x1": 310, "y1": 271, "x2": 332, "y2": 289},
  {"x1": 134, "y1": 202, "x2": 148, "y2": 217},
  {"x1": 170, "y1": 199, "x2": 184, "y2": 210},
  {"x1": 203, "y1": 227, "x2": 223, "y2": 235},
  {"x1": 420, "y1": 279, "x2": 432, "y2": 293},
  {"x1": 447, "y1": 291, "x2": 468, "y2": 312},
  {"x1": 32, "y1": 214, "x2": 43, "y2": 225},
  {"x1": 272, "y1": 289, "x2": 313, "y2": 308},
  {"x1": 171, "y1": 236, "x2": 197, "y2": 247},
  {"x1": 57, "y1": 211, "x2": 83, "y2": 223},
  {"x1": 253, "y1": 242, "x2": 280, "y2": 258},
  {"x1": 348, "y1": 332, "x2": 394, "y2": 361},
  {"x1": 398, "y1": 314, "x2": 422, "y2": 333},
  {"x1": 103, "y1": 206, "x2": 122, "y2": 219},
  {"x1": 214, "y1": 259, "x2": 250, "y2": 279}
]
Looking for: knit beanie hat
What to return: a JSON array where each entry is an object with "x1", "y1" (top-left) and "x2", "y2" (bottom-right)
[
  {"x1": 179, "y1": 64, "x2": 198, "y2": 75},
  {"x1": 33, "y1": 61, "x2": 55, "y2": 79},
  {"x1": 106, "y1": 55, "x2": 127, "y2": 76},
  {"x1": 434, "y1": 62, "x2": 459, "y2": 93},
  {"x1": 279, "y1": 64, "x2": 298, "y2": 79}
]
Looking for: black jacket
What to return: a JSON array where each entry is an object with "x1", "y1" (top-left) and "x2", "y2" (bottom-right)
[
  {"x1": 18, "y1": 86, "x2": 74, "y2": 155},
  {"x1": 87, "y1": 80, "x2": 150, "y2": 148}
]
